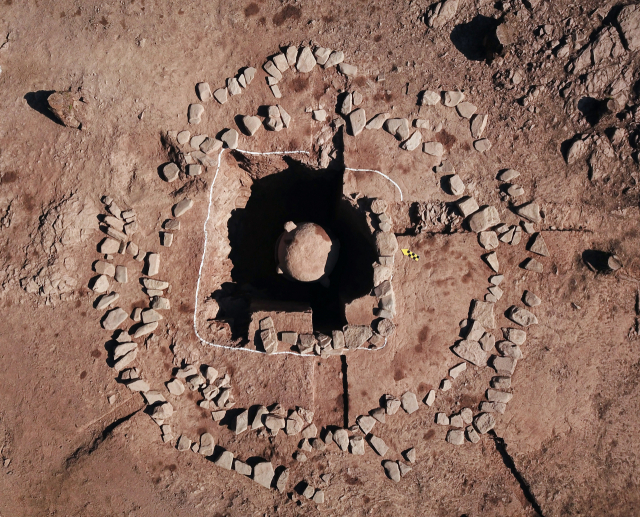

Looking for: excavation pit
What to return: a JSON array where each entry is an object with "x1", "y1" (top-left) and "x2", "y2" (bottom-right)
[{"x1": 225, "y1": 158, "x2": 378, "y2": 337}]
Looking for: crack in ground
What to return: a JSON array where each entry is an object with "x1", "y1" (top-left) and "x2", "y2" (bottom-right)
[
  {"x1": 340, "y1": 355, "x2": 349, "y2": 429},
  {"x1": 489, "y1": 430, "x2": 545, "y2": 517},
  {"x1": 65, "y1": 409, "x2": 141, "y2": 469}
]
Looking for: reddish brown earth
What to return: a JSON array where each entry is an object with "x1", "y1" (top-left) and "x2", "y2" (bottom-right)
[{"x1": 1, "y1": 0, "x2": 640, "y2": 516}]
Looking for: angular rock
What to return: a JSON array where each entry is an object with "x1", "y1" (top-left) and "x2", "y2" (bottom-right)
[
  {"x1": 457, "y1": 197, "x2": 479, "y2": 217},
  {"x1": 423, "y1": 141, "x2": 444, "y2": 157},
  {"x1": 296, "y1": 47, "x2": 316, "y2": 73},
  {"x1": 484, "y1": 252, "x2": 499, "y2": 273},
  {"x1": 357, "y1": 415, "x2": 376, "y2": 435},
  {"x1": 470, "y1": 299, "x2": 496, "y2": 329},
  {"x1": 474, "y1": 139, "x2": 492, "y2": 152},
  {"x1": 440, "y1": 378, "x2": 452, "y2": 391},
  {"x1": 113, "y1": 349, "x2": 137, "y2": 371},
  {"x1": 275, "y1": 468, "x2": 289, "y2": 492},
  {"x1": 528, "y1": 233, "x2": 549, "y2": 257},
  {"x1": 324, "y1": 50, "x2": 344, "y2": 68},
  {"x1": 348, "y1": 108, "x2": 366, "y2": 136},
  {"x1": 449, "y1": 362, "x2": 467, "y2": 379},
  {"x1": 91, "y1": 275, "x2": 110, "y2": 293},
  {"x1": 503, "y1": 328, "x2": 526, "y2": 345},
  {"x1": 401, "y1": 392, "x2": 419, "y2": 414},
  {"x1": 480, "y1": 401, "x2": 506, "y2": 414},
  {"x1": 235, "y1": 409, "x2": 249, "y2": 435},
  {"x1": 507, "y1": 306, "x2": 538, "y2": 326},
  {"x1": 496, "y1": 341, "x2": 522, "y2": 359},
  {"x1": 424, "y1": 389, "x2": 436, "y2": 406},
  {"x1": 314, "y1": 47, "x2": 331, "y2": 65},
  {"x1": 446, "y1": 174, "x2": 465, "y2": 196},
  {"x1": 220, "y1": 128, "x2": 239, "y2": 149},
  {"x1": 452, "y1": 340, "x2": 488, "y2": 367},
  {"x1": 375, "y1": 231, "x2": 398, "y2": 256},
  {"x1": 446, "y1": 429, "x2": 465, "y2": 445},
  {"x1": 366, "y1": 113, "x2": 389, "y2": 130},
  {"x1": 487, "y1": 388, "x2": 513, "y2": 404},
  {"x1": 444, "y1": 91, "x2": 465, "y2": 107},
  {"x1": 435, "y1": 413, "x2": 450, "y2": 425},
  {"x1": 141, "y1": 308, "x2": 162, "y2": 325},
  {"x1": 188, "y1": 104, "x2": 204, "y2": 124},
  {"x1": 468, "y1": 206, "x2": 500, "y2": 233},
  {"x1": 419, "y1": 90, "x2": 441, "y2": 105},
  {"x1": 233, "y1": 459, "x2": 252, "y2": 476},
  {"x1": 618, "y1": 5, "x2": 640, "y2": 51},
  {"x1": 466, "y1": 425, "x2": 481, "y2": 443},
  {"x1": 214, "y1": 450, "x2": 234, "y2": 470},
  {"x1": 99, "y1": 237, "x2": 121, "y2": 254},
  {"x1": 94, "y1": 260, "x2": 116, "y2": 277},
  {"x1": 126, "y1": 379, "x2": 150, "y2": 392},
  {"x1": 350, "y1": 435, "x2": 365, "y2": 455},
  {"x1": 479, "y1": 231, "x2": 499, "y2": 250},
  {"x1": 102, "y1": 307, "x2": 128, "y2": 330},
  {"x1": 166, "y1": 379, "x2": 185, "y2": 396},
  {"x1": 473, "y1": 412, "x2": 496, "y2": 434},
  {"x1": 522, "y1": 257, "x2": 544, "y2": 273},
  {"x1": 368, "y1": 435, "x2": 388, "y2": 456},
  {"x1": 515, "y1": 202, "x2": 542, "y2": 224},
  {"x1": 46, "y1": 90, "x2": 84, "y2": 128},
  {"x1": 470, "y1": 114, "x2": 488, "y2": 138},
  {"x1": 384, "y1": 394, "x2": 401, "y2": 415},
  {"x1": 196, "y1": 82, "x2": 212, "y2": 102},
  {"x1": 492, "y1": 356, "x2": 517, "y2": 376},
  {"x1": 401, "y1": 131, "x2": 422, "y2": 151},
  {"x1": 523, "y1": 290, "x2": 541, "y2": 307},
  {"x1": 199, "y1": 433, "x2": 215, "y2": 456},
  {"x1": 383, "y1": 460, "x2": 401, "y2": 482},
  {"x1": 132, "y1": 321, "x2": 158, "y2": 338},
  {"x1": 114, "y1": 265, "x2": 127, "y2": 283},
  {"x1": 343, "y1": 325, "x2": 373, "y2": 349},
  {"x1": 479, "y1": 332, "x2": 495, "y2": 352},
  {"x1": 338, "y1": 63, "x2": 357, "y2": 76},
  {"x1": 253, "y1": 461, "x2": 275, "y2": 489},
  {"x1": 263, "y1": 60, "x2": 282, "y2": 81},
  {"x1": 278, "y1": 105, "x2": 291, "y2": 127},
  {"x1": 456, "y1": 101, "x2": 477, "y2": 119},
  {"x1": 213, "y1": 87, "x2": 228, "y2": 104}
]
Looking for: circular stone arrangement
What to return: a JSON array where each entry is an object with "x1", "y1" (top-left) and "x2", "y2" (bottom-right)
[{"x1": 89, "y1": 43, "x2": 549, "y2": 500}]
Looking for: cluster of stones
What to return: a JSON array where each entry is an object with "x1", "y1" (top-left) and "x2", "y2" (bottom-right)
[
  {"x1": 144, "y1": 44, "x2": 552, "y2": 491},
  {"x1": 91, "y1": 197, "x2": 174, "y2": 399},
  {"x1": 263, "y1": 45, "x2": 356, "y2": 100},
  {"x1": 329, "y1": 88, "x2": 490, "y2": 154},
  {"x1": 189, "y1": 65, "x2": 257, "y2": 124},
  {"x1": 421, "y1": 165, "x2": 549, "y2": 448},
  {"x1": 254, "y1": 197, "x2": 396, "y2": 357}
]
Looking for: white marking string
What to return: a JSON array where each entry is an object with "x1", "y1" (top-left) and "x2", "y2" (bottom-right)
[
  {"x1": 344, "y1": 167, "x2": 404, "y2": 201},
  {"x1": 193, "y1": 147, "x2": 399, "y2": 355}
]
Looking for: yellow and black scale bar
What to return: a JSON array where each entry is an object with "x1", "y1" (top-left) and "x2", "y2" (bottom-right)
[{"x1": 401, "y1": 249, "x2": 420, "y2": 261}]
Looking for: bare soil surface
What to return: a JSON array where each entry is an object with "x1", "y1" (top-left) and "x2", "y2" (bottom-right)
[{"x1": 1, "y1": 0, "x2": 640, "y2": 516}]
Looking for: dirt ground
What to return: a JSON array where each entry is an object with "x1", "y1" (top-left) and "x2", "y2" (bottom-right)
[{"x1": 1, "y1": 0, "x2": 640, "y2": 516}]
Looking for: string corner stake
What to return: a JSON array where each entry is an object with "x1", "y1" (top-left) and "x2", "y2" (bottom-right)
[{"x1": 402, "y1": 248, "x2": 419, "y2": 261}]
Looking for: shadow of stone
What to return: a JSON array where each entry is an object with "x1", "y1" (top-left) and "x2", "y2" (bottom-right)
[{"x1": 450, "y1": 15, "x2": 500, "y2": 62}]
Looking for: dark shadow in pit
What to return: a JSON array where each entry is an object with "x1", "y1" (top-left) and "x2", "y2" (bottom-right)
[
  {"x1": 226, "y1": 158, "x2": 376, "y2": 332},
  {"x1": 24, "y1": 90, "x2": 62, "y2": 126},
  {"x1": 582, "y1": 249, "x2": 611, "y2": 272},
  {"x1": 578, "y1": 97, "x2": 608, "y2": 126},
  {"x1": 450, "y1": 15, "x2": 500, "y2": 62}
]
